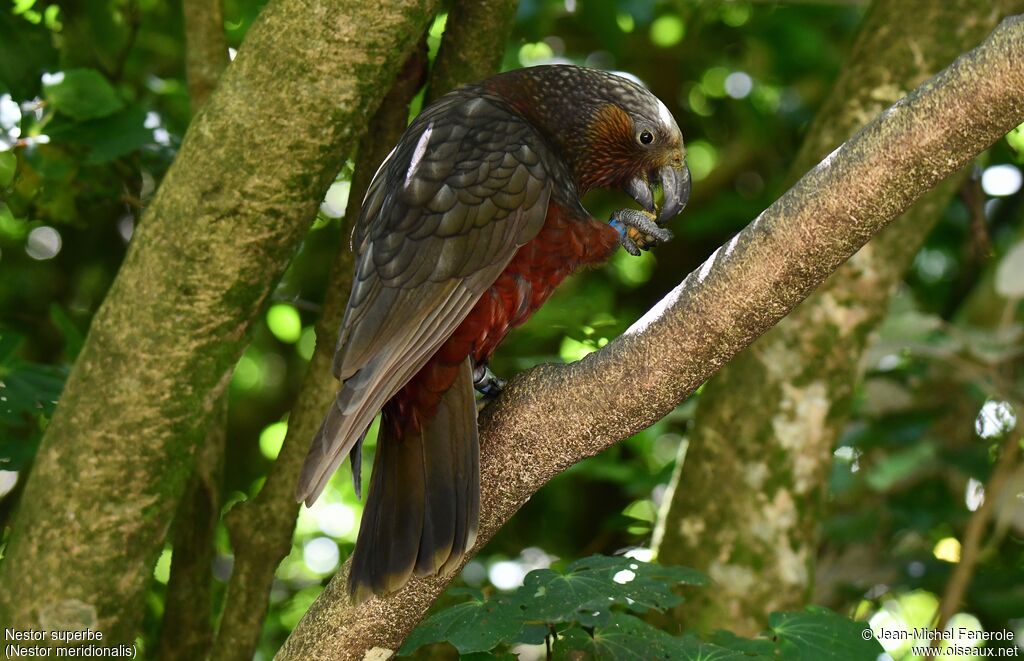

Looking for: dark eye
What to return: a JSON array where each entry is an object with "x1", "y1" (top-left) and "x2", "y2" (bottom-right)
[{"x1": 638, "y1": 130, "x2": 654, "y2": 145}]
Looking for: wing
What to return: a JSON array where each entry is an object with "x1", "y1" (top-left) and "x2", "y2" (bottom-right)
[{"x1": 297, "y1": 93, "x2": 552, "y2": 504}]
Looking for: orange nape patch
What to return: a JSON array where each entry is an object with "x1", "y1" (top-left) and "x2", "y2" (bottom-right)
[{"x1": 580, "y1": 103, "x2": 640, "y2": 191}]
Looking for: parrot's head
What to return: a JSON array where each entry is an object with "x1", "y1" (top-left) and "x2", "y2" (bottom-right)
[{"x1": 487, "y1": 65, "x2": 691, "y2": 224}]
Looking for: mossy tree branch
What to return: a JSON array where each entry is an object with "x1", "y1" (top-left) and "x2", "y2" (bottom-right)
[
  {"x1": 182, "y1": 0, "x2": 229, "y2": 110},
  {"x1": 154, "y1": 6, "x2": 230, "y2": 657},
  {"x1": 653, "y1": 0, "x2": 1024, "y2": 635},
  {"x1": 0, "y1": 0, "x2": 439, "y2": 643},
  {"x1": 275, "y1": 16, "x2": 1024, "y2": 661}
]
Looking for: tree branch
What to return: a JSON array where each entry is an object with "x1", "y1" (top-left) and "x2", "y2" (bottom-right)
[
  {"x1": 157, "y1": 404, "x2": 226, "y2": 661},
  {"x1": 182, "y1": 0, "x2": 229, "y2": 110},
  {"x1": 154, "y1": 8, "x2": 231, "y2": 656},
  {"x1": 424, "y1": 0, "x2": 518, "y2": 103},
  {"x1": 652, "y1": 0, "x2": 1023, "y2": 634},
  {"x1": 276, "y1": 16, "x2": 1024, "y2": 659},
  {"x1": 929, "y1": 429, "x2": 1021, "y2": 659},
  {"x1": 0, "y1": 0, "x2": 440, "y2": 643}
]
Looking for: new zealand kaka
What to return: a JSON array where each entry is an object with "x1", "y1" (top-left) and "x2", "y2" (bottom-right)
[{"x1": 297, "y1": 64, "x2": 690, "y2": 601}]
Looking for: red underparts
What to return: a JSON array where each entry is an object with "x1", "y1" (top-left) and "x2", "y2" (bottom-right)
[{"x1": 387, "y1": 202, "x2": 620, "y2": 434}]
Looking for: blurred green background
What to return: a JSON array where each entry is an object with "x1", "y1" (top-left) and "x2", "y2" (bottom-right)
[{"x1": 1, "y1": 0, "x2": 1022, "y2": 659}]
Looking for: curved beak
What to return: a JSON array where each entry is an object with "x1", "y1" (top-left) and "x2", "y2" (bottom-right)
[
  {"x1": 624, "y1": 175, "x2": 655, "y2": 212},
  {"x1": 622, "y1": 161, "x2": 691, "y2": 224},
  {"x1": 654, "y1": 162, "x2": 691, "y2": 224}
]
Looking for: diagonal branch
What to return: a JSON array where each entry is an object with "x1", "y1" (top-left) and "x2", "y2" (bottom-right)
[
  {"x1": 653, "y1": 0, "x2": 1024, "y2": 633},
  {"x1": 276, "y1": 16, "x2": 1024, "y2": 660},
  {"x1": 155, "y1": 5, "x2": 231, "y2": 657}
]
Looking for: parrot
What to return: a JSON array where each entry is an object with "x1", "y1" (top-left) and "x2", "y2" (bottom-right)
[{"x1": 297, "y1": 64, "x2": 690, "y2": 601}]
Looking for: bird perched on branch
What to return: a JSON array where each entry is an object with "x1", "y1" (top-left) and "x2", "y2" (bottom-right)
[{"x1": 297, "y1": 64, "x2": 690, "y2": 601}]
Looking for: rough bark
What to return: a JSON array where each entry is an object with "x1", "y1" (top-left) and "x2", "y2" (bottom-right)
[
  {"x1": 182, "y1": 0, "x2": 229, "y2": 109},
  {"x1": 275, "y1": 17, "x2": 1024, "y2": 660},
  {"x1": 0, "y1": 0, "x2": 438, "y2": 644},
  {"x1": 425, "y1": 0, "x2": 518, "y2": 103},
  {"x1": 652, "y1": 0, "x2": 1022, "y2": 635},
  {"x1": 156, "y1": 405, "x2": 226, "y2": 661},
  {"x1": 153, "y1": 9, "x2": 230, "y2": 658},
  {"x1": 210, "y1": 42, "x2": 430, "y2": 661}
]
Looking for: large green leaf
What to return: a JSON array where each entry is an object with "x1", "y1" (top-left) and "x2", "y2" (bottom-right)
[
  {"x1": 768, "y1": 607, "x2": 882, "y2": 661},
  {"x1": 43, "y1": 68, "x2": 123, "y2": 120},
  {"x1": 401, "y1": 556, "x2": 707, "y2": 656},
  {"x1": 398, "y1": 592, "x2": 525, "y2": 655},
  {"x1": 553, "y1": 614, "x2": 757, "y2": 660},
  {"x1": 515, "y1": 555, "x2": 707, "y2": 627},
  {"x1": 46, "y1": 105, "x2": 152, "y2": 163}
]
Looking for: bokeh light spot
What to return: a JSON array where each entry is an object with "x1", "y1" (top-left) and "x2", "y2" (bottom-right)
[
  {"x1": 320, "y1": 181, "x2": 350, "y2": 218},
  {"x1": 303, "y1": 537, "x2": 340, "y2": 574},
  {"x1": 267, "y1": 304, "x2": 302, "y2": 344},
  {"x1": 649, "y1": 16, "x2": 684, "y2": 48},
  {"x1": 25, "y1": 226, "x2": 61, "y2": 260},
  {"x1": 725, "y1": 71, "x2": 753, "y2": 99},
  {"x1": 933, "y1": 537, "x2": 961, "y2": 563},
  {"x1": 981, "y1": 164, "x2": 1022, "y2": 197},
  {"x1": 489, "y1": 560, "x2": 526, "y2": 590},
  {"x1": 687, "y1": 140, "x2": 718, "y2": 181},
  {"x1": 260, "y1": 421, "x2": 288, "y2": 460},
  {"x1": 297, "y1": 326, "x2": 316, "y2": 360}
]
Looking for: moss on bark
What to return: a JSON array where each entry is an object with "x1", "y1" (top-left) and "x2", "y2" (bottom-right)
[{"x1": 0, "y1": 0, "x2": 438, "y2": 643}]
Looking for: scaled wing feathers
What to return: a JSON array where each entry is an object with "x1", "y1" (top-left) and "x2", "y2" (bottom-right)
[{"x1": 297, "y1": 94, "x2": 552, "y2": 504}]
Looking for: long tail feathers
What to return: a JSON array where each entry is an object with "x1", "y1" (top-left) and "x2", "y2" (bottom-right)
[{"x1": 347, "y1": 357, "x2": 480, "y2": 602}]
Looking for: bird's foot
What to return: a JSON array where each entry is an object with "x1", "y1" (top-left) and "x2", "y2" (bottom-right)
[
  {"x1": 609, "y1": 208, "x2": 674, "y2": 256},
  {"x1": 473, "y1": 362, "x2": 506, "y2": 403}
]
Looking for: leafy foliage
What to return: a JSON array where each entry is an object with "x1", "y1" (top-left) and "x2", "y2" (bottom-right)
[
  {"x1": 43, "y1": 69, "x2": 124, "y2": 120},
  {"x1": 401, "y1": 555, "x2": 881, "y2": 660}
]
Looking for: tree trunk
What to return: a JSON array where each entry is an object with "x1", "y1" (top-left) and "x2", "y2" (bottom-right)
[
  {"x1": 0, "y1": 0, "x2": 438, "y2": 643},
  {"x1": 651, "y1": 0, "x2": 1023, "y2": 636},
  {"x1": 274, "y1": 19, "x2": 1024, "y2": 659}
]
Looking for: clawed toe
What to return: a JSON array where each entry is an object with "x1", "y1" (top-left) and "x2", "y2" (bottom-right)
[{"x1": 609, "y1": 208, "x2": 674, "y2": 255}]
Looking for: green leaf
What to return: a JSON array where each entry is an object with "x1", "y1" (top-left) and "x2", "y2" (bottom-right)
[
  {"x1": 0, "y1": 11, "x2": 58, "y2": 99},
  {"x1": 398, "y1": 593, "x2": 524, "y2": 656},
  {"x1": 46, "y1": 105, "x2": 152, "y2": 163},
  {"x1": 707, "y1": 630, "x2": 776, "y2": 657},
  {"x1": 0, "y1": 151, "x2": 16, "y2": 187},
  {"x1": 554, "y1": 614, "x2": 751, "y2": 660},
  {"x1": 402, "y1": 556, "x2": 707, "y2": 657},
  {"x1": 49, "y1": 304, "x2": 84, "y2": 361},
  {"x1": 43, "y1": 69, "x2": 123, "y2": 120},
  {"x1": 0, "y1": 328, "x2": 24, "y2": 365},
  {"x1": 513, "y1": 555, "x2": 706, "y2": 627},
  {"x1": 768, "y1": 607, "x2": 883, "y2": 661}
]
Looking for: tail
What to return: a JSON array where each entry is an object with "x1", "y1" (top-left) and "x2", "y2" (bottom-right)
[{"x1": 348, "y1": 357, "x2": 480, "y2": 601}]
